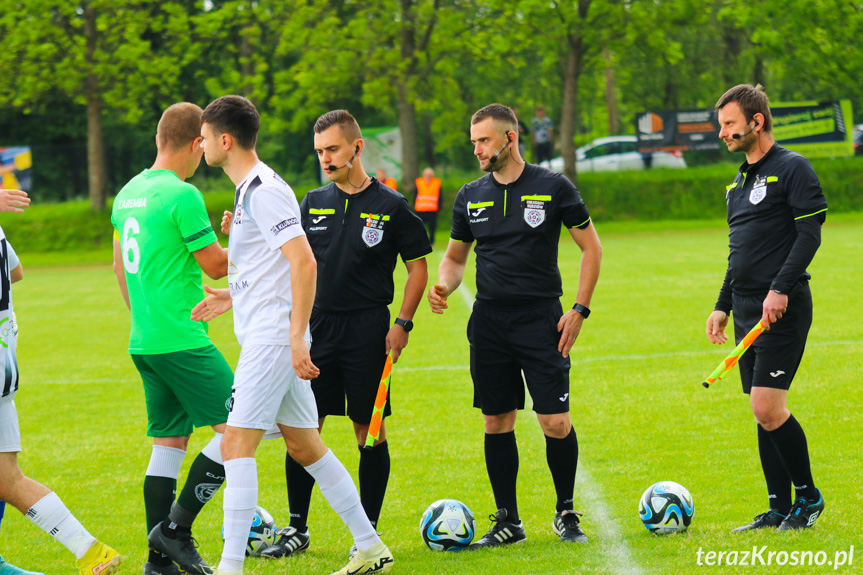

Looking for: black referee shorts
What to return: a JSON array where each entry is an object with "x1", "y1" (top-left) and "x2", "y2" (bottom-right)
[
  {"x1": 309, "y1": 307, "x2": 391, "y2": 424},
  {"x1": 468, "y1": 300, "x2": 571, "y2": 416},
  {"x1": 732, "y1": 282, "x2": 812, "y2": 394}
]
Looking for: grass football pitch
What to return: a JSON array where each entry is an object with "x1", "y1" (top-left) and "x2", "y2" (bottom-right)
[{"x1": 2, "y1": 216, "x2": 861, "y2": 574}]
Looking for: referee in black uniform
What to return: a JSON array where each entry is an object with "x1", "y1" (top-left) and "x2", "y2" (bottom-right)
[
  {"x1": 707, "y1": 84, "x2": 827, "y2": 532},
  {"x1": 429, "y1": 104, "x2": 602, "y2": 547},
  {"x1": 261, "y1": 110, "x2": 432, "y2": 558}
]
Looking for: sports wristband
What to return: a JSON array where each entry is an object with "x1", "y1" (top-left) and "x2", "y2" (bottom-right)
[{"x1": 572, "y1": 303, "x2": 590, "y2": 319}]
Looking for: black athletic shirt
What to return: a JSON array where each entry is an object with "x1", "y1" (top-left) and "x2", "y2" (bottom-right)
[
  {"x1": 715, "y1": 144, "x2": 827, "y2": 312},
  {"x1": 451, "y1": 163, "x2": 591, "y2": 307},
  {"x1": 301, "y1": 179, "x2": 432, "y2": 314}
]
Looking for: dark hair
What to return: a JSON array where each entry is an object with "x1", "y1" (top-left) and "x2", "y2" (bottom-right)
[
  {"x1": 201, "y1": 95, "x2": 260, "y2": 150},
  {"x1": 715, "y1": 84, "x2": 773, "y2": 132},
  {"x1": 157, "y1": 103, "x2": 203, "y2": 151},
  {"x1": 313, "y1": 110, "x2": 362, "y2": 142},
  {"x1": 471, "y1": 104, "x2": 518, "y2": 133}
]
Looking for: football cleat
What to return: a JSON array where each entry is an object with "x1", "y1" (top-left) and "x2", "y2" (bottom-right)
[
  {"x1": 553, "y1": 509, "x2": 587, "y2": 543},
  {"x1": 258, "y1": 526, "x2": 310, "y2": 559},
  {"x1": 75, "y1": 541, "x2": 122, "y2": 575},
  {"x1": 142, "y1": 562, "x2": 180, "y2": 575},
  {"x1": 148, "y1": 522, "x2": 211, "y2": 575},
  {"x1": 469, "y1": 509, "x2": 527, "y2": 549},
  {"x1": 0, "y1": 556, "x2": 45, "y2": 575},
  {"x1": 329, "y1": 541, "x2": 393, "y2": 575},
  {"x1": 778, "y1": 489, "x2": 825, "y2": 531},
  {"x1": 731, "y1": 509, "x2": 786, "y2": 533}
]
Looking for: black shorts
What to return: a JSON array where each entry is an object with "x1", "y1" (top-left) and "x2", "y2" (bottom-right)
[
  {"x1": 468, "y1": 300, "x2": 571, "y2": 415},
  {"x1": 309, "y1": 307, "x2": 391, "y2": 423},
  {"x1": 732, "y1": 282, "x2": 812, "y2": 394}
]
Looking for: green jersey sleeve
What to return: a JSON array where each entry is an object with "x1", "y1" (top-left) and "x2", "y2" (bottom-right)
[{"x1": 171, "y1": 185, "x2": 217, "y2": 253}]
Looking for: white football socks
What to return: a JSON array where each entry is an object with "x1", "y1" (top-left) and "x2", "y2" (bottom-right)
[
  {"x1": 305, "y1": 449, "x2": 379, "y2": 552},
  {"x1": 201, "y1": 432, "x2": 224, "y2": 465},
  {"x1": 26, "y1": 491, "x2": 95, "y2": 559},
  {"x1": 145, "y1": 445, "x2": 186, "y2": 479},
  {"x1": 220, "y1": 457, "x2": 257, "y2": 572}
]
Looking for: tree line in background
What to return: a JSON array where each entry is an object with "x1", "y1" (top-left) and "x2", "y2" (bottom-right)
[{"x1": 1, "y1": 0, "x2": 860, "y2": 211}]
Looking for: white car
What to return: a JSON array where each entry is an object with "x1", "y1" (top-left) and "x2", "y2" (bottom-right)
[{"x1": 547, "y1": 135, "x2": 686, "y2": 173}]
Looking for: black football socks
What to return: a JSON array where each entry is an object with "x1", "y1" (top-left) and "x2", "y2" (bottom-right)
[
  {"x1": 546, "y1": 427, "x2": 579, "y2": 513},
  {"x1": 484, "y1": 431, "x2": 520, "y2": 523},
  {"x1": 285, "y1": 452, "x2": 315, "y2": 531},
  {"x1": 358, "y1": 440, "x2": 390, "y2": 529},
  {"x1": 767, "y1": 414, "x2": 818, "y2": 501}
]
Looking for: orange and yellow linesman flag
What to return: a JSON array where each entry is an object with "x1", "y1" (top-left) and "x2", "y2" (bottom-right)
[
  {"x1": 702, "y1": 320, "x2": 766, "y2": 388},
  {"x1": 364, "y1": 352, "x2": 393, "y2": 449}
]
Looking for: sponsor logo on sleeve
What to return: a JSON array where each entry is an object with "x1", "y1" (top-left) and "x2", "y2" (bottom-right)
[{"x1": 271, "y1": 217, "x2": 299, "y2": 235}]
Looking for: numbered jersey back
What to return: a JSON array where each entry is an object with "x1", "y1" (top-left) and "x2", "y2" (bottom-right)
[{"x1": 111, "y1": 169, "x2": 218, "y2": 355}]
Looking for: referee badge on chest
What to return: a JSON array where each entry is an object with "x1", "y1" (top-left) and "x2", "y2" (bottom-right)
[
  {"x1": 522, "y1": 195, "x2": 550, "y2": 228},
  {"x1": 749, "y1": 175, "x2": 768, "y2": 205},
  {"x1": 360, "y1": 212, "x2": 389, "y2": 247}
]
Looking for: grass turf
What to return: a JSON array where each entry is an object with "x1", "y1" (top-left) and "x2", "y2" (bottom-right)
[{"x1": 1, "y1": 216, "x2": 861, "y2": 574}]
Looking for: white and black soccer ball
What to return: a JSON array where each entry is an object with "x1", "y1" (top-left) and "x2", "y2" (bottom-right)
[
  {"x1": 222, "y1": 505, "x2": 277, "y2": 556},
  {"x1": 639, "y1": 481, "x2": 694, "y2": 534},
  {"x1": 419, "y1": 499, "x2": 476, "y2": 551}
]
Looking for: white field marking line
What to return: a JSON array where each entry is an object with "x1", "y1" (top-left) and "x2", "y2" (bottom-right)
[
  {"x1": 577, "y1": 467, "x2": 645, "y2": 575},
  {"x1": 397, "y1": 338, "x2": 863, "y2": 372},
  {"x1": 456, "y1": 282, "x2": 643, "y2": 575}
]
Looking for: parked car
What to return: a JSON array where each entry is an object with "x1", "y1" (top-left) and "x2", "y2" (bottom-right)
[
  {"x1": 546, "y1": 135, "x2": 687, "y2": 173},
  {"x1": 854, "y1": 124, "x2": 863, "y2": 156}
]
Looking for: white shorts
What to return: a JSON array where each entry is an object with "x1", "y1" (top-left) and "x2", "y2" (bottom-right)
[
  {"x1": 229, "y1": 344, "x2": 319, "y2": 430},
  {"x1": 0, "y1": 400, "x2": 22, "y2": 453}
]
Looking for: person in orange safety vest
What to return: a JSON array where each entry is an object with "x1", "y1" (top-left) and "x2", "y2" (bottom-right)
[{"x1": 414, "y1": 167, "x2": 442, "y2": 246}]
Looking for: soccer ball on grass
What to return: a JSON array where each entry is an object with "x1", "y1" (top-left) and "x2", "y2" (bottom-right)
[
  {"x1": 419, "y1": 499, "x2": 476, "y2": 550},
  {"x1": 638, "y1": 481, "x2": 694, "y2": 534}
]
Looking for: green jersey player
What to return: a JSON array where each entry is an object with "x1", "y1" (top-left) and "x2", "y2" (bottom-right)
[{"x1": 111, "y1": 103, "x2": 232, "y2": 575}]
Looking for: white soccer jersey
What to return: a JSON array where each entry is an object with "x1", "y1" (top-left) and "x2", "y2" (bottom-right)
[
  {"x1": 228, "y1": 162, "x2": 309, "y2": 346},
  {"x1": 0, "y1": 226, "x2": 19, "y2": 403}
]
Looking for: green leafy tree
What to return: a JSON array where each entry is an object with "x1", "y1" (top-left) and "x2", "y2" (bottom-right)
[{"x1": 0, "y1": 0, "x2": 200, "y2": 210}]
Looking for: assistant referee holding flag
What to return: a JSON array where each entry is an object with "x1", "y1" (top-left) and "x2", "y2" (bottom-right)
[
  {"x1": 259, "y1": 110, "x2": 432, "y2": 558},
  {"x1": 429, "y1": 104, "x2": 602, "y2": 547},
  {"x1": 707, "y1": 84, "x2": 827, "y2": 532}
]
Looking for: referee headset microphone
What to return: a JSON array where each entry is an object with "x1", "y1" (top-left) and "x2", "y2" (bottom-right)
[
  {"x1": 731, "y1": 120, "x2": 759, "y2": 140},
  {"x1": 487, "y1": 132, "x2": 512, "y2": 165},
  {"x1": 326, "y1": 144, "x2": 359, "y2": 171},
  {"x1": 327, "y1": 144, "x2": 368, "y2": 188}
]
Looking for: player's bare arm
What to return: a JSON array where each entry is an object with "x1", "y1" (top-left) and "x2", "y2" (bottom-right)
[
  {"x1": 387, "y1": 257, "x2": 428, "y2": 363},
  {"x1": 10, "y1": 263, "x2": 22, "y2": 283},
  {"x1": 429, "y1": 240, "x2": 471, "y2": 314},
  {"x1": 190, "y1": 284, "x2": 232, "y2": 322},
  {"x1": 280, "y1": 234, "x2": 320, "y2": 381},
  {"x1": 193, "y1": 241, "x2": 229, "y2": 279},
  {"x1": 0, "y1": 189, "x2": 30, "y2": 213},
  {"x1": 705, "y1": 310, "x2": 729, "y2": 344},
  {"x1": 112, "y1": 238, "x2": 131, "y2": 310},
  {"x1": 557, "y1": 222, "x2": 602, "y2": 358}
]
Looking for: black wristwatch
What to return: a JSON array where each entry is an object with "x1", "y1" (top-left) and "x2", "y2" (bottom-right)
[
  {"x1": 572, "y1": 303, "x2": 591, "y2": 319},
  {"x1": 394, "y1": 318, "x2": 414, "y2": 332}
]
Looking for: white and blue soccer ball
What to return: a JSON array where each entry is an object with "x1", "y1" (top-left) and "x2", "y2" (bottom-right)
[
  {"x1": 638, "y1": 481, "x2": 694, "y2": 534},
  {"x1": 221, "y1": 505, "x2": 277, "y2": 556},
  {"x1": 419, "y1": 499, "x2": 476, "y2": 551}
]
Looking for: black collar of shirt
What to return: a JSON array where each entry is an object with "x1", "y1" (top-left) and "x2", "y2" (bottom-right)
[
  {"x1": 739, "y1": 143, "x2": 779, "y2": 174},
  {"x1": 334, "y1": 177, "x2": 377, "y2": 200},
  {"x1": 489, "y1": 163, "x2": 531, "y2": 189}
]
